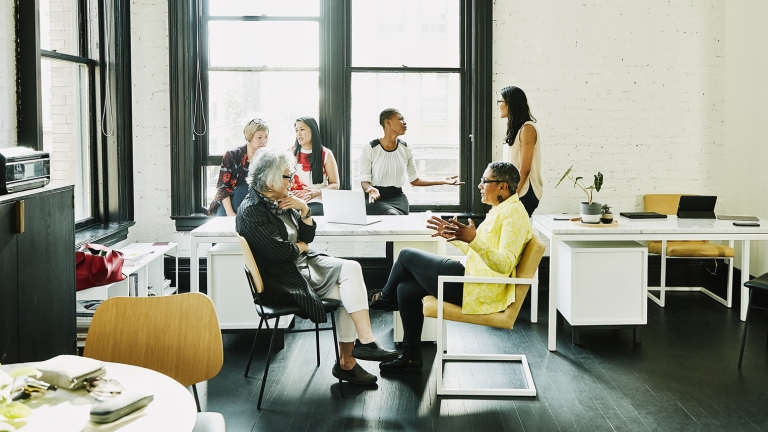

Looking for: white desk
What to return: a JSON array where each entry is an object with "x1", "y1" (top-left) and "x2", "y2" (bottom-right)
[
  {"x1": 533, "y1": 215, "x2": 768, "y2": 351},
  {"x1": 190, "y1": 214, "x2": 446, "y2": 293},
  {"x1": 1, "y1": 362, "x2": 197, "y2": 432}
]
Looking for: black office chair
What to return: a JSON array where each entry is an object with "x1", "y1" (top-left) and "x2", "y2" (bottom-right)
[
  {"x1": 738, "y1": 272, "x2": 768, "y2": 368},
  {"x1": 236, "y1": 235, "x2": 342, "y2": 409}
]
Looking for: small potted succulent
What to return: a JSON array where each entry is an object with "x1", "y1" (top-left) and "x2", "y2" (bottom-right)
[
  {"x1": 600, "y1": 204, "x2": 613, "y2": 224},
  {"x1": 555, "y1": 165, "x2": 604, "y2": 224}
]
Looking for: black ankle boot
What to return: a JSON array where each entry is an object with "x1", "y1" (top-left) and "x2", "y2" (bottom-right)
[{"x1": 379, "y1": 353, "x2": 423, "y2": 373}]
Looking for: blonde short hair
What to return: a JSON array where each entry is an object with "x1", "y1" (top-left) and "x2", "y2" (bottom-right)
[{"x1": 243, "y1": 118, "x2": 269, "y2": 142}]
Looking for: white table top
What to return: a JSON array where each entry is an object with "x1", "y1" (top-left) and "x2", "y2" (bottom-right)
[
  {"x1": 533, "y1": 214, "x2": 768, "y2": 237},
  {"x1": 1, "y1": 362, "x2": 197, "y2": 432},
  {"x1": 192, "y1": 213, "x2": 436, "y2": 237}
]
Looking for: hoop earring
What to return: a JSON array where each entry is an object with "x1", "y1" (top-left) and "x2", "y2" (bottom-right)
[{"x1": 497, "y1": 193, "x2": 505, "y2": 203}]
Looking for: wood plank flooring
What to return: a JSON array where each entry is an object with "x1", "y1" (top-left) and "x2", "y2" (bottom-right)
[{"x1": 202, "y1": 291, "x2": 768, "y2": 432}]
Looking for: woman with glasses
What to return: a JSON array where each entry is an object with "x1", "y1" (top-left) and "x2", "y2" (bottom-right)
[
  {"x1": 498, "y1": 86, "x2": 542, "y2": 216},
  {"x1": 209, "y1": 118, "x2": 269, "y2": 216},
  {"x1": 370, "y1": 162, "x2": 533, "y2": 373},
  {"x1": 360, "y1": 108, "x2": 463, "y2": 215},
  {"x1": 291, "y1": 117, "x2": 340, "y2": 216},
  {"x1": 236, "y1": 147, "x2": 398, "y2": 386}
]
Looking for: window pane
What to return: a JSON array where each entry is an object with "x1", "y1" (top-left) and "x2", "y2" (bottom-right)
[
  {"x1": 351, "y1": 0, "x2": 460, "y2": 68},
  {"x1": 207, "y1": 71, "x2": 319, "y2": 156},
  {"x1": 208, "y1": 21, "x2": 319, "y2": 68},
  {"x1": 350, "y1": 72, "x2": 461, "y2": 206},
  {"x1": 41, "y1": 59, "x2": 92, "y2": 220},
  {"x1": 39, "y1": 0, "x2": 80, "y2": 55},
  {"x1": 208, "y1": 0, "x2": 319, "y2": 17}
]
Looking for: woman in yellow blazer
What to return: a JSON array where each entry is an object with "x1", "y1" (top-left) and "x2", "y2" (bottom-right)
[{"x1": 370, "y1": 161, "x2": 533, "y2": 373}]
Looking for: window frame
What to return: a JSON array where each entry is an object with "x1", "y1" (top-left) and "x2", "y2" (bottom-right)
[
  {"x1": 170, "y1": 0, "x2": 492, "y2": 229},
  {"x1": 16, "y1": 0, "x2": 135, "y2": 245}
]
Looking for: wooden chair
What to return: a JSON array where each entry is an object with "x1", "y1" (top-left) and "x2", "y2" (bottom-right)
[
  {"x1": 422, "y1": 233, "x2": 546, "y2": 397},
  {"x1": 644, "y1": 194, "x2": 734, "y2": 307},
  {"x1": 83, "y1": 293, "x2": 225, "y2": 431},
  {"x1": 236, "y1": 235, "x2": 343, "y2": 409}
]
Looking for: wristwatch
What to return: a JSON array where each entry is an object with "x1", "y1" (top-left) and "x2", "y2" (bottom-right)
[{"x1": 302, "y1": 207, "x2": 312, "y2": 219}]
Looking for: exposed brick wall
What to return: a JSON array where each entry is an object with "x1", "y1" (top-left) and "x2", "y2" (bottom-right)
[
  {"x1": 492, "y1": 0, "x2": 726, "y2": 215},
  {"x1": 0, "y1": 0, "x2": 15, "y2": 144}
]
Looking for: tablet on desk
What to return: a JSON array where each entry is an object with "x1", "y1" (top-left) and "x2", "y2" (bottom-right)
[
  {"x1": 619, "y1": 212, "x2": 667, "y2": 219},
  {"x1": 717, "y1": 215, "x2": 760, "y2": 221}
]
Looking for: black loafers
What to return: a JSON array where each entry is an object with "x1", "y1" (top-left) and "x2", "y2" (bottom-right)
[
  {"x1": 351, "y1": 340, "x2": 399, "y2": 362},
  {"x1": 379, "y1": 354, "x2": 423, "y2": 374},
  {"x1": 369, "y1": 292, "x2": 399, "y2": 311},
  {"x1": 332, "y1": 362, "x2": 377, "y2": 386}
]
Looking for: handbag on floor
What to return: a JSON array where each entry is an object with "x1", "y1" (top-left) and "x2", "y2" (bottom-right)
[{"x1": 75, "y1": 244, "x2": 127, "y2": 291}]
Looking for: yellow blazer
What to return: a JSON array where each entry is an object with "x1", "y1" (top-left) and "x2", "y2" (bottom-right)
[{"x1": 452, "y1": 194, "x2": 532, "y2": 314}]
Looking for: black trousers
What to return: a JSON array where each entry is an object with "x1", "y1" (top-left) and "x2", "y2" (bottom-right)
[{"x1": 381, "y1": 248, "x2": 465, "y2": 355}]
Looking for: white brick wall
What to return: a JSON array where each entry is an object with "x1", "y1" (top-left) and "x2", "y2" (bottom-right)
[
  {"x1": 0, "y1": 0, "x2": 15, "y2": 145},
  {"x1": 493, "y1": 0, "x2": 726, "y2": 215}
]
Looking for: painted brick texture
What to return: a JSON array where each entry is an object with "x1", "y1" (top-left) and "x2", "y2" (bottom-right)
[{"x1": 0, "y1": 0, "x2": 15, "y2": 145}]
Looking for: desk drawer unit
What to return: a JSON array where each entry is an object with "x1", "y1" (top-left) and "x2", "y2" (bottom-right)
[{"x1": 557, "y1": 241, "x2": 648, "y2": 326}]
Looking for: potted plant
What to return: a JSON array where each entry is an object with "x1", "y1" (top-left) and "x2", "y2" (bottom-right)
[
  {"x1": 555, "y1": 166, "x2": 604, "y2": 224},
  {"x1": 600, "y1": 204, "x2": 613, "y2": 224}
]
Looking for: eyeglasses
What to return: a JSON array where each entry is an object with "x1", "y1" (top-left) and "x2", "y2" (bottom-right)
[
  {"x1": 84, "y1": 377, "x2": 124, "y2": 398},
  {"x1": 282, "y1": 172, "x2": 296, "y2": 182},
  {"x1": 496, "y1": 100, "x2": 505, "y2": 106},
  {"x1": 249, "y1": 118, "x2": 264, "y2": 125},
  {"x1": 480, "y1": 177, "x2": 504, "y2": 184}
]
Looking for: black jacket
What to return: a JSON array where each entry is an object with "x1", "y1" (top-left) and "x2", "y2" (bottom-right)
[{"x1": 235, "y1": 188, "x2": 327, "y2": 323}]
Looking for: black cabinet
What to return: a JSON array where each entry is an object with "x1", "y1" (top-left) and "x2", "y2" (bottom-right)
[{"x1": 0, "y1": 186, "x2": 76, "y2": 363}]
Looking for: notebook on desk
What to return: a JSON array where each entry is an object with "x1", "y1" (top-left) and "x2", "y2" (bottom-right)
[
  {"x1": 677, "y1": 195, "x2": 717, "y2": 219},
  {"x1": 716, "y1": 215, "x2": 760, "y2": 221},
  {"x1": 619, "y1": 212, "x2": 667, "y2": 219},
  {"x1": 322, "y1": 190, "x2": 382, "y2": 225}
]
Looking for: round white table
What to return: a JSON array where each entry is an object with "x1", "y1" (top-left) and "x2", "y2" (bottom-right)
[{"x1": 1, "y1": 361, "x2": 197, "y2": 431}]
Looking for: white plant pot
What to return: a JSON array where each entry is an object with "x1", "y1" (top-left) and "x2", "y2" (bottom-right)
[{"x1": 580, "y1": 202, "x2": 602, "y2": 224}]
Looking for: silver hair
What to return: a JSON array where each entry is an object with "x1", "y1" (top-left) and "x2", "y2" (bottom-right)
[{"x1": 247, "y1": 147, "x2": 293, "y2": 193}]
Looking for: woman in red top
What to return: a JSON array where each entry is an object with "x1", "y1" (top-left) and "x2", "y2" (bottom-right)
[{"x1": 291, "y1": 117, "x2": 340, "y2": 216}]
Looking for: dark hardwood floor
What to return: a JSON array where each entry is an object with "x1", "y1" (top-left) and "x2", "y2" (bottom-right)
[{"x1": 203, "y1": 290, "x2": 768, "y2": 432}]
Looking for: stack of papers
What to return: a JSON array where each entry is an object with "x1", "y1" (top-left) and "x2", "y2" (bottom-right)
[{"x1": 121, "y1": 249, "x2": 154, "y2": 266}]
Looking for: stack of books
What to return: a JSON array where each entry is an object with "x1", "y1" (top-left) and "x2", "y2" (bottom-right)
[{"x1": 76, "y1": 300, "x2": 103, "y2": 347}]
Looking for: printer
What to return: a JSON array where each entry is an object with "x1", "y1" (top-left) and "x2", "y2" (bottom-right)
[{"x1": 0, "y1": 147, "x2": 51, "y2": 195}]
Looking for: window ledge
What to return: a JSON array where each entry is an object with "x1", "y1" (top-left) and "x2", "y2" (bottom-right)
[
  {"x1": 173, "y1": 214, "x2": 216, "y2": 231},
  {"x1": 75, "y1": 222, "x2": 135, "y2": 249}
]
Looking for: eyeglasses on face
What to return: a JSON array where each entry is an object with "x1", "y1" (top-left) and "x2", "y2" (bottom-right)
[
  {"x1": 480, "y1": 177, "x2": 504, "y2": 184},
  {"x1": 496, "y1": 99, "x2": 505, "y2": 106},
  {"x1": 282, "y1": 172, "x2": 296, "y2": 182}
]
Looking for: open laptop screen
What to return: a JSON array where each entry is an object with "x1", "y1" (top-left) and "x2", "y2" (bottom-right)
[{"x1": 677, "y1": 195, "x2": 717, "y2": 219}]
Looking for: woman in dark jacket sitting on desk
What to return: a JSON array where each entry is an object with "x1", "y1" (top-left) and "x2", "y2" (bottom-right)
[{"x1": 236, "y1": 147, "x2": 397, "y2": 386}]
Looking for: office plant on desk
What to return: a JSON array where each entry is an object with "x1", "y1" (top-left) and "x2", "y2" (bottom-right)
[{"x1": 555, "y1": 165, "x2": 605, "y2": 224}]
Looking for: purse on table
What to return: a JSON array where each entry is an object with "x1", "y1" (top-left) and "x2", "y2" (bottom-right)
[
  {"x1": 36, "y1": 355, "x2": 107, "y2": 389},
  {"x1": 75, "y1": 244, "x2": 127, "y2": 291}
]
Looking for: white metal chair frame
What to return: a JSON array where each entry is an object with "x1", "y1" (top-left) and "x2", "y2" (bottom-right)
[
  {"x1": 435, "y1": 274, "x2": 538, "y2": 397},
  {"x1": 647, "y1": 239, "x2": 735, "y2": 308}
]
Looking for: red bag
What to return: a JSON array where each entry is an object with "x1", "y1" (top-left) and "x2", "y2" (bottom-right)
[{"x1": 75, "y1": 244, "x2": 127, "y2": 291}]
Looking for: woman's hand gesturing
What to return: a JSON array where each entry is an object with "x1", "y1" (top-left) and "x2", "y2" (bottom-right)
[
  {"x1": 366, "y1": 187, "x2": 380, "y2": 203},
  {"x1": 426, "y1": 215, "x2": 453, "y2": 239},
  {"x1": 277, "y1": 194, "x2": 310, "y2": 216},
  {"x1": 293, "y1": 189, "x2": 313, "y2": 202},
  {"x1": 441, "y1": 175, "x2": 465, "y2": 186},
  {"x1": 441, "y1": 217, "x2": 477, "y2": 243}
]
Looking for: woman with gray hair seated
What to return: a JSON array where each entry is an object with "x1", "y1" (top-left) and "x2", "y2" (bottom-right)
[{"x1": 236, "y1": 147, "x2": 398, "y2": 386}]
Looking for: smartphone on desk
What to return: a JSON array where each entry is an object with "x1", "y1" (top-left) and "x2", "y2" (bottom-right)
[{"x1": 733, "y1": 222, "x2": 760, "y2": 227}]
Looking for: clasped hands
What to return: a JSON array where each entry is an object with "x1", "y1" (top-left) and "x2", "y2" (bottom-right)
[
  {"x1": 292, "y1": 189, "x2": 318, "y2": 202},
  {"x1": 426, "y1": 215, "x2": 476, "y2": 243}
]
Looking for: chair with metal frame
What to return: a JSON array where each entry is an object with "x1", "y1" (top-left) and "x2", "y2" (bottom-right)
[
  {"x1": 643, "y1": 194, "x2": 734, "y2": 307},
  {"x1": 84, "y1": 293, "x2": 225, "y2": 432},
  {"x1": 236, "y1": 234, "x2": 343, "y2": 410},
  {"x1": 421, "y1": 233, "x2": 546, "y2": 397}
]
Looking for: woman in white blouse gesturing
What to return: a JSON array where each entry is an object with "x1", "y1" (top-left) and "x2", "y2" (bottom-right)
[{"x1": 359, "y1": 109, "x2": 463, "y2": 215}]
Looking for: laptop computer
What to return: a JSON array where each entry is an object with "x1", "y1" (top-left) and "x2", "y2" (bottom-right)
[
  {"x1": 677, "y1": 195, "x2": 717, "y2": 219},
  {"x1": 321, "y1": 189, "x2": 382, "y2": 225},
  {"x1": 619, "y1": 212, "x2": 667, "y2": 219}
]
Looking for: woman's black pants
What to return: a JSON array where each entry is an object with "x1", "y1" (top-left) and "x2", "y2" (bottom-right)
[{"x1": 380, "y1": 248, "x2": 465, "y2": 356}]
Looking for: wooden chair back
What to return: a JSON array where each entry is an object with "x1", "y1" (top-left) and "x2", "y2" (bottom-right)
[
  {"x1": 643, "y1": 194, "x2": 696, "y2": 215},
  {"x1": 237, "y1": 234, "x2": 265, "y2": 294},
  {"x1": 83, "y1": 293, "x2": 223, "y2": 387}
]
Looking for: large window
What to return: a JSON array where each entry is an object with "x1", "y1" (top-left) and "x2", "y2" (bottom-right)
[
  {"x1": 39, "y1": 0, "x2": 97, "y2": 222},
  {"x1": 172, "y1": 0, "x2": 491, "y2": 224}
]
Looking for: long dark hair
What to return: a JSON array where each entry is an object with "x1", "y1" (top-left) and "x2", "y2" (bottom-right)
[
  {"x1": 501, "y1": 86, "x2": 536, "y2": 145},
  {"x1": 293, "y1": 117, "x2": 324, "y2": 184}
]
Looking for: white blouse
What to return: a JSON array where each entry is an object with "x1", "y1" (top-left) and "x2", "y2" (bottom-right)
[{"x1": 359, "y1": 139, "x2": 419, "y2": 188}]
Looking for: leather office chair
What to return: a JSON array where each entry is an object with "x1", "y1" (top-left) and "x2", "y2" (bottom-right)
[
  {"x1": 84, "y1": 293, "x2": 225, "y2": 432},
  {"x1": 422, "y1": 233, "x2": 546, "y2": 396},
  {"x1": 738, "y1": 273, "x2": 768, "y2": 368},
  {"x1": 236, "y1": 235, "x2": 343, "y2": 409},
  {"x1": 643, "y1": 194, "x2": 734, "y2": 307}
]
